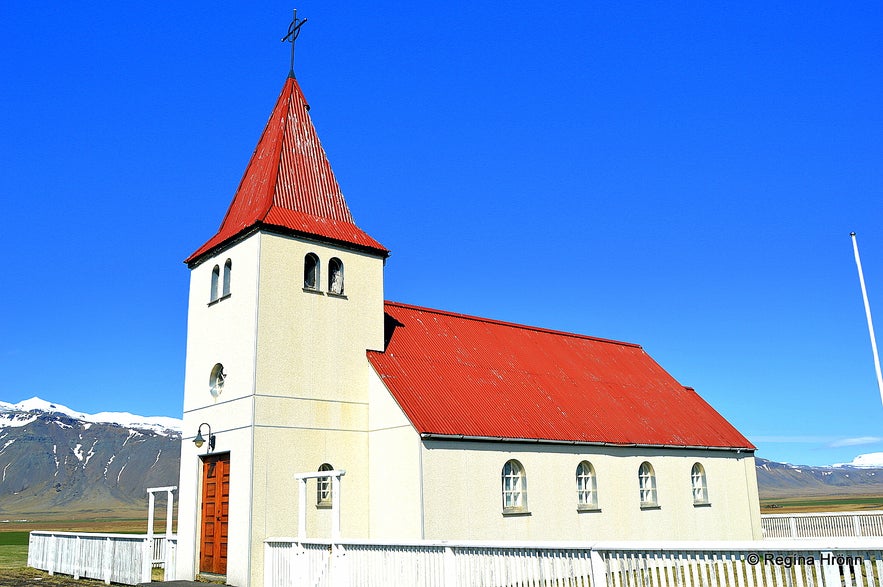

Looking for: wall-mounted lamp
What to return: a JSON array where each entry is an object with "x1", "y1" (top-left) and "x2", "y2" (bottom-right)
[{"x1": 193, "y1": 422, "x2": 215, "y2": 452}]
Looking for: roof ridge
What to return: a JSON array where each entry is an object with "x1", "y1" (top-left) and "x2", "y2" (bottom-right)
[
  {"x1": 257, "y1": 81, "x2": 291, "y2": 223},
  {"x1": 383, "y1": 300, "x2": 642, "y2": 349},
  {"x1": 214, "y1": 77, "x2": 293, "y2": 232}
]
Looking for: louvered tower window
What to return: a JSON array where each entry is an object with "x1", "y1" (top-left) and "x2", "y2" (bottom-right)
[
  {"x1": 210, "y1": 265, "x2": 220, "y2": 302},
  {"x1": 304, "y1": 253, "x2": 320, "y2": 290},
  {"x1": 328, "y1": 257, "x2": 344, "y2": 295},
  {"x1": 222, "y1": 259, "x2": 232, "y2": 297}
]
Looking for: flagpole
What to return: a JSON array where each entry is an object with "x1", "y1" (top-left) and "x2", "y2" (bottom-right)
[{"x1": 851, "y1": 232, "x2": 883, "y2": 407}]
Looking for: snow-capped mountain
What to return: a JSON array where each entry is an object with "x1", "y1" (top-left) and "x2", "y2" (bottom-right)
[
  {"x1": 0, "y1": 397, "x2": 181, "y2": 515},
  {"x1": 835, "y1": 452, "x2": 883, "y2": 469},
  {"x1": 0, "y1": 397, "x2": 182, "y2": 436},
  {"x1": 755, "y1": 457, "x2": 883, "y2": 498}
]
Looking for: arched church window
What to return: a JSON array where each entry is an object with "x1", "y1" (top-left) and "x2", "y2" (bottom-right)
[
  {"x1": 222, "y1": 259, "x2": 232, "y2": 297},
  {"x1": 304, "y1": 253, "x2": 320, "y2": 290},
  {"x1": 691, "y1": 463, "x2": 709, "y2": 505},
  {"x1": 328, "y1": 258, "x2": 344, "y2": 295},
  {"x1": 502, "y1": 459, "x2": 528, "y2": 513},
  {"x1": 317, "y1": 463, "x2": 333, "y2": 507},
  {"x1": 209, "y1": 363, "x2": 226, "y2": 398},
  {"x1": 210, "y1": 265, "x2": 220, "y2": 302},
  {"x1": 576, "y1": 461, "x2": 598, "y2": 510},
  {"x1": 639, "y1": 462, "x2": 657, "y2": 508}
]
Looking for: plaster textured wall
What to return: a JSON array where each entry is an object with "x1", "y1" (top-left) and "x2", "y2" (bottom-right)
[
  {"x1": 246, "y1": 232, "x2": 386, "y2": 585},
  {"x1": 177, "y1": 235, "x2": 261, "y2": 586},
  {"x1": 420, "y1": 441, "x2": 761, "y2": 541},
  {"x1": 367, "y1": 368, "x2": 423, "y2": 539}
]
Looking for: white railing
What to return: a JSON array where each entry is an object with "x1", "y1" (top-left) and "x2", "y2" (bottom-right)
[
  {"x1": 28, "y1": 531, "x2": 177, "y2": 585},
  {"x1": 265, "y1": 537, "x2": 883, "y2": 587},
  {"x1": 762, "y1": 510, "x2": 883, "y2": 538}
]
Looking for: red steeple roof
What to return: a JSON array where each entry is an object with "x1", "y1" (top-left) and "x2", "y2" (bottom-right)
[
  {"x1": 368, "y1": 302, "x2": 755, "y2": 450},
  {"x1": 186, "y1": 76, "x2": 387, "y2": 265}
]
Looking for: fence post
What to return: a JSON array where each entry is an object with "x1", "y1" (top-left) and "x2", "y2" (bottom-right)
[
  {"x1": 331, "y1": 475, "x2": 342, "y2": 541},
  {"x1": 820, "y1": 551, "x2": 842, "y2": 586},
  {"x1": 103, "y1": 536, "x2": 113, "y2": 585},
  {"x1": 789, "y1": 517, "x2": 799, "y2": 538},
  {"x1": 264, "y1": 542, "x2": 272, "y2": 587},
  {"x1": 48, "y1": 534, "x2": 56, "y2": 576},
  {"x1": 165, "y1": 539, "x2": 177, "y2": 581},
  {"x1": 590, "y1": 548, "x2": 608, "y2": 587},
  {"x1": 297, "y1": 479, "x2": 307, "y2": 540},
  {"x1": 165, "y1": 488, "x2": 175, "y2": 538},
  {"x1": 142, "y1": 537, "x2": 154, "y2": 583},
  {"x1": 444, "y1": 546, "x2": 457, "y2": 587},
  {"x1": 294, "y1": 542, "x2": 306, "y2": 587},
  {"x1": 854, "y1": 515, "x2": 862, "y2": 537},
  {"x1": 73, "y1": 535, "x2": 81, "y2": 580},
  {"x1": 331, "y1": 543, "x2": 348, "y2": 587}
]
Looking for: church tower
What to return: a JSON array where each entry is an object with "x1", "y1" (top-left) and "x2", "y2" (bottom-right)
[{"x1": 176, "y1": 74, "x2": 388, "y2": 586}]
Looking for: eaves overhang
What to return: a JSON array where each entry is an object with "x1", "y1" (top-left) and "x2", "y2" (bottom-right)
[
  {"x1": 419, "y1": 432, "x2": 756, "y2": 453},
  {"x1": 186, "y1": 222, "x2": 390, "y2": 269}
]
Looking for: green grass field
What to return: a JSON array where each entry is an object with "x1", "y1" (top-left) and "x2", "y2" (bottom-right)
[
  {"x1": 760, "y1": 494, "x2": 883, "y2": 513},
  {"x1": 0, "y1": 521, "x2": 151, "y2": 571},
  {"x1": 0, "y1": 532, "x2": 29, "y2": 570},
  {"x1": 0, "y1": 532, "x2": 29, "y2": 546}
]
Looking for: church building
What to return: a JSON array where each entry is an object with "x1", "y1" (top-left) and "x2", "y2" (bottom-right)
[{"x1": 175, "y1": 72, "x2": 761, "y2": 586}]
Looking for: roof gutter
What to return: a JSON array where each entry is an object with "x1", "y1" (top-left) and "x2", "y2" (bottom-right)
[{"x1": 418, "y1": 432, "x2": 755, "y2": 453}]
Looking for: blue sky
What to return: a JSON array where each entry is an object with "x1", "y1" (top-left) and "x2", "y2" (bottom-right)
[{"x1": 1, "y1": 3, "x2": 881, "y2": 467}]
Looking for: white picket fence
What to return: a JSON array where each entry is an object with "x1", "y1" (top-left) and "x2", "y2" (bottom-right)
[
  {"x1": 762, "y1": 510, "x2": 883, "y2": 539},
  {"x1": 27, "y1": 531, "x2": 177, "y2": 585},
  {"x1": 265, "y1": 537, "x2": 883, "y2": 587}
]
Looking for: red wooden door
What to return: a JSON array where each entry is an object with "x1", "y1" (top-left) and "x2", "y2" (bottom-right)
[{"x1": 199, "y1": 453, "x2": 230, "y2": 575}]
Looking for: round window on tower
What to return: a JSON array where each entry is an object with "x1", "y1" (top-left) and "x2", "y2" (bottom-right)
[{"x1": 209, "y1": 363, "x2": 226, "y2": 398}]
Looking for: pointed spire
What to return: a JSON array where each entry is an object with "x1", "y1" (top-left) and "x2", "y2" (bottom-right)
[{"x1": 187, "y1": 78, "x2": 387, "y2": 265}]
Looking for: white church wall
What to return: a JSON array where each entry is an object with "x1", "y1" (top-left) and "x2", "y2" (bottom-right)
[
  {"x1": 253, "y1": 231, "x2": 386, "y2": 401},
  {"x1": 181, "y1": 234, "x2": 261, "y2": 413},
  {"x1": 419, "y1": 440, "x2": 761, "y2": 541},
  {"x1": 247, "y1": 425, "x2": 370, "y2": 585},
  {"x1": 231, "y1": 231, "x2": 385, "y2": 586},
  {"x1": 178, "y1": 235, "x2": 262, "y2": 584},
  {"x1": 367, "y1": 368, "x2": 423, "y2": 539}
]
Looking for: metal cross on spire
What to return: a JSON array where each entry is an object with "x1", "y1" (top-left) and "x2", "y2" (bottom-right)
[{"x1": 282, "y1": 9, "x2": 308, "y2": 78}]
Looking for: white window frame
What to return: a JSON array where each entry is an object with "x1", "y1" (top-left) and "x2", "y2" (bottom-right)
[
  {"x1": 209, "y1": 363, "x2": 226, "y2": 398},
  {"x1": 210, "y1": 265, "x2": 220, "y2": 302},
  {"x1": 576, "y1": 461, "x2": 599, "y2": 510},
  {"x1": 639, "y1": 461, "x2": 658, "y2": 508},
  {"x1": 222, "y1": 259, "x2": 232, "y2": 297},
  {"x1": 304, "y1": 253, "x2": 320, "y2": 291},
  {"x1": 502, "y1": 460, "x2": 528, "y2": 513},
  {"x1": 317, "y1": 463, "x2": 333, "y2": 507},
  {"x1": 691, "y1": 462, "x2": 709, "y2": 505},
  {"x1": 328, "y1": 257, "x2": 344, "y2": 295}
]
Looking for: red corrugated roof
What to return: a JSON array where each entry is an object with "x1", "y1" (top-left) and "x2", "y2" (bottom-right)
[
  {"x1": 368, "y1": 302, "x2": 754, "y2": 450},
  {"x1": 186, "y1": 76, "x2": 387, "y2": 265}
]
